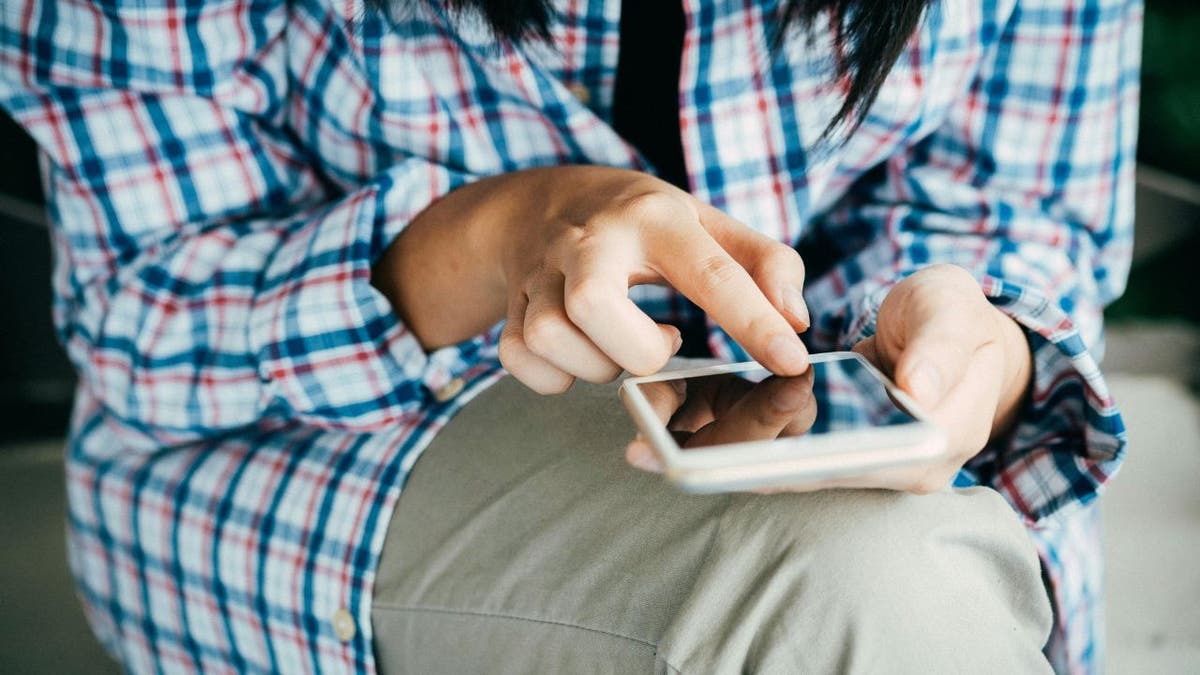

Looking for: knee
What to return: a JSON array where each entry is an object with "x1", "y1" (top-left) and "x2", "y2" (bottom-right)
[
  {"x1": 675, "y1": 487, "x2": 1054, "y2": 671},
  {"x1": 811, "y1": 488, "x2": 1052, "y2": 665},
  {"x1": 781, "y1": 488, "x2": 1046, "y2": 614}
]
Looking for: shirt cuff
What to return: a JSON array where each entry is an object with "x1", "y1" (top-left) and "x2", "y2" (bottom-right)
[
  {"x1": 975, "y1": 275, "x2": 1126, "y2": 524},
  {"x1": 830, "y1": 273, "x2": 1126, "y2": 524}
]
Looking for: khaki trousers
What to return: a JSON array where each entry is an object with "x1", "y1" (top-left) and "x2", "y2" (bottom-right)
[{"x1": 371, "y1": 375, "x2": 1053, "y2": 674}]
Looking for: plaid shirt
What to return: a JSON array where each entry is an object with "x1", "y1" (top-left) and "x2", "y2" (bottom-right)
[{"x1": 1, "y1": 0, "x2": 1139, "y2": 671}]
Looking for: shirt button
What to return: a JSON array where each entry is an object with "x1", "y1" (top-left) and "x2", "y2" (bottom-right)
[
  {"x1": 434, "y1": 377, "x2": 465, "y2": 403},
  {"x1": 566, "y1": 83, "x2": 591, "y2": 105},
  {"x1": 332, "y1": 608, "x2": 357, "y2": 643}
]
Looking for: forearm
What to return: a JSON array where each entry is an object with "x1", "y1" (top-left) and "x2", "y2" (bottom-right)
[{"x1": 371, "y1": 170, "x2": 533, "y2": 350}]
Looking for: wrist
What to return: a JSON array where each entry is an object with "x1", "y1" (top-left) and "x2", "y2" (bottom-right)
[
  {"x1": 460, "y1": 174, "x2": 518, "y2": 302},
  {"x1": 373, "y1": 172, "x2": 533, "y2": 349},
  {"x1": 990, "y1": 307, "x2": 1033, "y2": 439}
]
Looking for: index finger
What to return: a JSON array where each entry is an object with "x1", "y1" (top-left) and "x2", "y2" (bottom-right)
[{"x1": 644, "y1": 224, "x2": 809, "y2": 375}]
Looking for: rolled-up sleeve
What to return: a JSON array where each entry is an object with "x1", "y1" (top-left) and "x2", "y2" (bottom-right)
[{"x1": 0, "y1": 0, "x2": 492, "y2": 448}]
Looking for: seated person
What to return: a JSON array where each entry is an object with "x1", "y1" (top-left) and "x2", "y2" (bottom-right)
[{"x1": 0, "y1": 0, "x2": 1136, "y2": 671}]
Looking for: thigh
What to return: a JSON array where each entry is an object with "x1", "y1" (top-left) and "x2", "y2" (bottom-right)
[
  {"x1": 371, "y1": 375, "x2": 729, "y2": 673},
  {"x1": 370, "y1": 376, "x2": 1051, "y2": 674}
]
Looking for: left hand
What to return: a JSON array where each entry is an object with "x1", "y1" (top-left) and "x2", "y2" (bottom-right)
[
  {"x1": 629, "y1": 369, "x2": 819, "y2": 453},
  {"x1": 849, "y1": 264, "x2": 1032, "y2": 493},
  {"x1": 625, "y1": 264, "x2": 1032, "y2": 494}
]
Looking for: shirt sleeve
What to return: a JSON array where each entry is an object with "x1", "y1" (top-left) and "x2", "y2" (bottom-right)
[
  {"x1": 1, "y1": 0, "x2": 492, "y2": 449},
  {"x1": 802, "y1": 0, "x2": 1141, "y2": 524}
]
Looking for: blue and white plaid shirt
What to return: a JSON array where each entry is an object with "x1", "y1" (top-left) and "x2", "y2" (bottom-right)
[{"x1": 1, "y1": 0, "x2": 1139, "y2": 671}]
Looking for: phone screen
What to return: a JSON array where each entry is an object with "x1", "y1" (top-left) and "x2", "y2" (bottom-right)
[{"x1": 634, "y1": 357, "x2": 919, "y2": 450}]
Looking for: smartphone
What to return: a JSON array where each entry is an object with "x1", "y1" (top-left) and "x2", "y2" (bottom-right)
[{"x1": 619, "y1": 352, "x2": 947, "y2": 493}]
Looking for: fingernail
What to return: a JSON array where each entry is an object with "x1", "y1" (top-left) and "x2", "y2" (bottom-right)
[
  {"x1": 672, "y1": 330, "x2": 683, "y2": 354},
  {"x1": 784, "y1": 287, "x2": 811, "y2": 327},
  {"x1": 908, "y1": 362, "x2": 943, "y2": 404},
  {"x1": 767, "y1": 335, "x2": 808, "y2": 373}
]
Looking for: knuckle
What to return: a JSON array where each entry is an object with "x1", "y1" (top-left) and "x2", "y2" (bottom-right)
[
  {"x1": 762, "y1": 242, "x2": 805, "y2": 274},
  {"x1": 692, "y1": 254, "x2": 742, "y2": 295},
  {"x1": 617, "y1": 191, "x2": 690, "y2": 224},
  {"x1": 568, "y1": 231, "x2": 618, "y2": 272},
  {"x1": 502, "y1": 347, "x2": 576, "y2": 395},
  {"x1": 570, "y1": 227, "x2": 605, "y2": 253},
  {"x1": 523, "y1": 313, "x2": 566, "y2": 356},
  {"x1": 579, "y1": 212, "x2": 618, "y2": 239},
  {"x1": 571, "y1": 219, "x2": 615, "y2": 252},
  {"x1": 744, "y1": 313, "x2": 783, "y2": 345},
  {"x1": 563, "y1": 278, "x2": 609, "y2": 323}
]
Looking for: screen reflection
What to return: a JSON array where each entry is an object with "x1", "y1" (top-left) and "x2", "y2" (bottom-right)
[{"x1": 635, "y1": 357, "x2": 918, "y2": 450}]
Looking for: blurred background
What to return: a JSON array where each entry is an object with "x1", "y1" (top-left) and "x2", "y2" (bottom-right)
[{"x1": 1, "y1": 1, "x2": 1197, "y2": 672}]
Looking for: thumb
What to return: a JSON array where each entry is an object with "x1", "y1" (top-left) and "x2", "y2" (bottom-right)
[
  {"x1": 851, "y1": 335, "x2": 880, "y2": 366},
  {"x1": 893, "y1": 328, "x2": 975, "y2": 409}
]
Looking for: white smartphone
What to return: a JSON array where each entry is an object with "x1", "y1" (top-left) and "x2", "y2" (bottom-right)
[{"x1": 619, "y1": 352, "x2": 947, "y2": 493}]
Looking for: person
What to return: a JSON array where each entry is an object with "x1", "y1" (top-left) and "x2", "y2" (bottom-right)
[{"x1": 0, "y1": 0, "x2": 1138, "y2": 671}]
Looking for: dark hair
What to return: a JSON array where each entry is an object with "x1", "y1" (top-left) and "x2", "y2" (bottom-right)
[
  {"x1": 390, "y1": 0, "x2": 934, "y2": 138},
  {"x1": 776, "y1": 1, "x2": 933, "y2": 137}
]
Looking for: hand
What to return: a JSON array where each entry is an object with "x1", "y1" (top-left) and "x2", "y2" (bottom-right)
[
  {"x1": 850, "y1": 264, "x2": 1032, "y2": 493},
  {"x1": 625, "y1": 264, "x2": 1032, "y2": 495},
  {"x1": 375, "y1": 166, "x2": 812, "y2": 394},
  {"x1": 626, "y1": 370, "x2": 818, "y2": 462}
]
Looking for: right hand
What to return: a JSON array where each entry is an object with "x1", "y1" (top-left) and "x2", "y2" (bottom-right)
[
  {"x1": 489, "y1": 166, "x2": 810, "y2": 393},
  {"x1": 374, "y1": 165, "x2": 811, "y2": 394}
]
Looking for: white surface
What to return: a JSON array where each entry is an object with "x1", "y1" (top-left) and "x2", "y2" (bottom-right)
[{"x1": 1103, "y1": 373, "x2": 1200, "y2": 673}]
